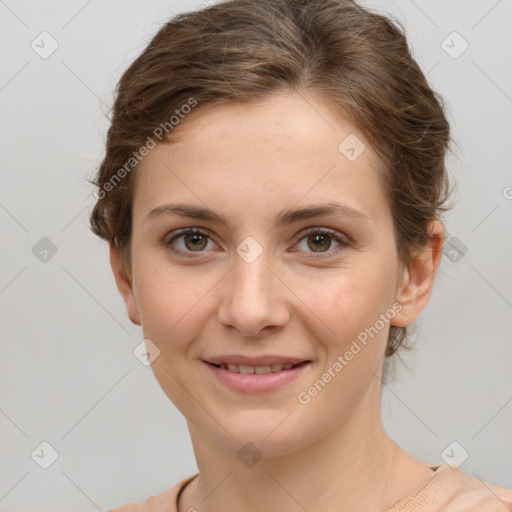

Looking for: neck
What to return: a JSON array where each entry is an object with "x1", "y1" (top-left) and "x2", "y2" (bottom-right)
[{"x1": 179, "y1": 386, "x2": 432, "y2": 512}]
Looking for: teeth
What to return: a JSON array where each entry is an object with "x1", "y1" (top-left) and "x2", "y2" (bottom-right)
[
  {"x1": 255, "y1": 365, "x2": 271, "y2": 374},
  {"x1": 217, "y1": 362, "x2": 300, "y2": 373}
]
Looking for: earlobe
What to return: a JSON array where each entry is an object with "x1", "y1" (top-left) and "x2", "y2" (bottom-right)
[
  {"x1": 109, "y1": 244, "x2": 142, "y2": 326},
  {"x1": 392, "y1": 221, "x2": 445, "y2": 328}
]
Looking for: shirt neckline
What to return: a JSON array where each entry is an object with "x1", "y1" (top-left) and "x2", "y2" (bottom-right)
[
  {"x1": 385, "y1": 464, "x2": 460, "y2": 511},
  {"x1": 175, "y1": 473, "x2": 199, "y2": 510},
  {"x1": 175, "y1": 466, "x2": 443, "y2": 511}
]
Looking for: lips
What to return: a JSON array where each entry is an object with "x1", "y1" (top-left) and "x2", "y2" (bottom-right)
[
  {"x1": 203, "y1": 356, "x2": 312, "y2": 393},
  {"x1": 203, "y1": 355, "x2": 311, "y2": 379},
  {"x1": 208, "y1": 362, "x2": 306, "y2": 374},
  {"x1": 204, "y1": 355, "x2": 310, "y2": 367}
]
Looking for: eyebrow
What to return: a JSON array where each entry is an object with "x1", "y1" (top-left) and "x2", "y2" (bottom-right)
[{"x1": 145, "y1": 202, "x2": 371, "y2": 229}]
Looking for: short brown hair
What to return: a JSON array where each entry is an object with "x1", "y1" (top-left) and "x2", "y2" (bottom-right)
[{"x1": 89, "y1": 0, "x2": 452, "y2": 359}]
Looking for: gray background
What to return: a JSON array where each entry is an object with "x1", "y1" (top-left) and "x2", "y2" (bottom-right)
[{"x1": 1, "y1": 0, "x2": 511, "y2": 510}]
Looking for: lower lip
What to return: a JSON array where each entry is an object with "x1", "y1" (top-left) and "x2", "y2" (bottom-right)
[{"x1": 203, "y1": 361, "x2": 311, "y2": 393}]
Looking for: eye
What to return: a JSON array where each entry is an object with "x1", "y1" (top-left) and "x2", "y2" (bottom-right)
[
  {"x1": 163, "y1": 226, "x2": 350, "y2": 258},
  {"x1": 163, "y1": 228, "x2": 218, "y2": 257},
  {"x1": 292, "y1": 227, "x2": 350, "y2": 256}
]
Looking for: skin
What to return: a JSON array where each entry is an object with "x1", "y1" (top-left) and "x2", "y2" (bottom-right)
[{"x1": 110, "y1": 90, "x2": 445, "y2": 512}]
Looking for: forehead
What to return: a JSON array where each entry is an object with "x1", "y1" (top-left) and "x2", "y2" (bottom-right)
[
  {"x1": 161, "y1": 90, "x2": 376, "y2": 164},
  {"x1": 133, "y1": 90, "x2": 390, "y2": 226}
]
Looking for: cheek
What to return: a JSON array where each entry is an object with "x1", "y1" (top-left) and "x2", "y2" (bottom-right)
[
  {"x1": 302, "y1": 262, "x2": 397, "y2": 393},
  {"x1": 302, "y1": 262, "x2": 395, "y2": 340},
  {"x1": 296, "y1": 272, "x2": 393, "y2": 416},
  {"x1": 134, "y1": 261, "x2": 222, "y2": 354}
]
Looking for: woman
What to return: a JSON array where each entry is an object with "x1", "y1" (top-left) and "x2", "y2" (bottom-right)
[{"x1": 89, "y1": 0, "x2": 512, "y2": 510}]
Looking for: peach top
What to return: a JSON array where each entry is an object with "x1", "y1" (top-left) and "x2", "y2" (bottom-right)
[{"x1": 108, "y1": 464, "x2": 512, "y2": 511}]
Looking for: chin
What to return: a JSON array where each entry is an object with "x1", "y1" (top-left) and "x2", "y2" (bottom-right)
[{"x1": 211, "y1": 415, "x2": 315, "y2": 459}]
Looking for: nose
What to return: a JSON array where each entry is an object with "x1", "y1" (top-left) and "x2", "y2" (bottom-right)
[{"x1": 217, "y1": 247, "x2": 290, "y2": 338}]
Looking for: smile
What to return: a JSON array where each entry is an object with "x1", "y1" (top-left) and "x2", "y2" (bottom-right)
[
  {"x1": 210, "y1": 362, "x2": 302, "y2": 374},
  {"x1": 203, "y1": 360, "x2": 311, "y2": 393}
]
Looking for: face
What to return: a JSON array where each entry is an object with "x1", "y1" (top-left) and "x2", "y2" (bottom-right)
[{"x1": 111, "y1": 90, "x2": 439, "y2": 457}]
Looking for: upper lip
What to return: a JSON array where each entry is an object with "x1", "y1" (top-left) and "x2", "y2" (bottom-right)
[{"x1": 204, "y1": 355, "x2": 311, "y2": 366}]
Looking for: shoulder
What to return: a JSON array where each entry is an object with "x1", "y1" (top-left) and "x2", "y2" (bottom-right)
[
  {"x1": 106, "y1": 487, "x2": 177, "y2": 512},
  {"x1": 106, "y1": 474, "x2": 198, "y2": 512},
  {"x1": 386, "y1": 464, "x2": 512, "y2": 511},
  {"x1": 444, "y1": 468, "x2": 512, "y2": 511}
]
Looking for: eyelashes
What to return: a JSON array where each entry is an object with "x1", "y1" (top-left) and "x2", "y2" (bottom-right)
[
  {"x1": 290, "y1": 227, "x2": 350, "y2": 256},
  {"x1": 164, "y1": 228, "x2": 217, "y2": 256},
  {"x1": 163, "y1": 227, "x2": 351, "y2": 259}
]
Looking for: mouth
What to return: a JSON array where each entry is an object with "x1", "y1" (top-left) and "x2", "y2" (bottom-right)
[
  {"x1": 204, "y1": 361, "x2": 309, "y2": 374},
  {"x1": 202, "y1": 356, "x2": 312, "y2": 393}
]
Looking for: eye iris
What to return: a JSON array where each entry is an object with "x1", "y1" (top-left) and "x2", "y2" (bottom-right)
[
  {"x1": 308, "y1": 233, "x2": 331, "y2": 252},
  {"x1": 177, "y1": 231, "x2": 338, "y2": 253},
  {"x1": 184, "y1": 233, "x2": 207, "y2": 251}
]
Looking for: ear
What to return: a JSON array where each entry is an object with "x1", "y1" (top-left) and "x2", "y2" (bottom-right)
[
  {"x1": 109, "y1": 243, "x2": 141, "y2": 326},
  {"x1": 392, "y1": 220, "x2": 445, "y2": 328}
]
